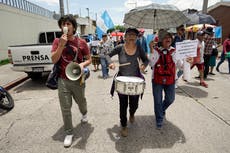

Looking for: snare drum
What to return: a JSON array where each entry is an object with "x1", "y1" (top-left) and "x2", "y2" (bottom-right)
[{"x1": 115, "y1": 76, "x2": 145, "y2": 95}]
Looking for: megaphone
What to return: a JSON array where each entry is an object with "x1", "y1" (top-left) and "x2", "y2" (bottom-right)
[{"x1": 65, "y1": 62, "x2": 82, "y2": 81}]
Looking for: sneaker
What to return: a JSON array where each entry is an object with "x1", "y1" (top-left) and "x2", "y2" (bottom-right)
[
  {"x1": 156, "y1": 123, "x2": 162, "y2": 130},
  {"x1": 216, "y1": 67, "x2": 220, "y2": 72},
  {"x1": 129, "y1": 115, "x2": 135, "y2": 123},
  {"x1": 175, "y1": 84, "x2": 178, "y2": 89},
  {"x1": 120, "y1": 127, "x2": 128, "y2": 137},
  {"x1": 64, "y1": 135, "x2": 73, "y2": 147},
  {"x1": 81, "y1": 114, "x2": 88, "y2": 123}
]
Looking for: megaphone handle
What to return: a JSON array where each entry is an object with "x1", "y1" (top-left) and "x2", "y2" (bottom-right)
[{"x1": 80, "y1": 74, "x2": 85, "y2": 85}]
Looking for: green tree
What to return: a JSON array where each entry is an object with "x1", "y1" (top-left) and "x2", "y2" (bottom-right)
[{"x1": 107, "y1": 25, "x2": 126, "y2": 33}]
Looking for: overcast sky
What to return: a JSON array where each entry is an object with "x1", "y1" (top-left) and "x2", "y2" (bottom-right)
[{"x1": 29, "y1": 0, "x2": 229, "y2": 25}]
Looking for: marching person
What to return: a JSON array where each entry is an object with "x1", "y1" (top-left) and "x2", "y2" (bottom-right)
[
  {"x1": 90, "y1": 40, "x2": 100, "y2": 72},
  {"x1": 191, "y1": 31, "x2": 208, "y2": 88},
  {"x1": 148, "y1": 29, "x2": 190, "y2": 129},
  {"x1": 98, "y1": 34, "x2": 113, "y2": 79},
  {"x1": 172, "y1": 25, "x2": 186, "y2": 88},
  {"x1": 136, "y1": 28, "x2": 148, "y2": 55},
  {"x1": 106, "y1": 27, "x2": 149, "y2": 137},
  {"x1": 216, "y1": 33, "x2": 230, "y2": 74},
  {"x1": 203, "y1": 27, "x2": 215, "y2": 79},
  {"x1": 51, "y1": 14, "x2": 91, "y2": 147}
]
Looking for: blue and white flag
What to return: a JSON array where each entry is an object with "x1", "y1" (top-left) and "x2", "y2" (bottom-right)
[{"x1": 96, "y1": 10, "x2": 114, "y2": 39}]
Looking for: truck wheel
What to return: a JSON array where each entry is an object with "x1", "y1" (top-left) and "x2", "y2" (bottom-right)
[{"x1": 27, "y1": 72, "x2": 42, "y2": 81}]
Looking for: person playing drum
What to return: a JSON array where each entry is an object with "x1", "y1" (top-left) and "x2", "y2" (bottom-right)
[{"x1": 106, "y1": 27, "x2": 149, "y2": 137}]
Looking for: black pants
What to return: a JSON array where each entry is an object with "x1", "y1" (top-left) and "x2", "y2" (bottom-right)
[
  {"x1": 203, "y1": 54, "x2": 211, "y2": 78},
  {"x1": 118, "y1": 94, "x2": 139, "y2": 127}
]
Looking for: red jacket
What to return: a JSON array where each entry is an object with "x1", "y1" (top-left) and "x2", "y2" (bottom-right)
[{"x1": 223, "y1": 38, "x2": 230, "y2": 54}]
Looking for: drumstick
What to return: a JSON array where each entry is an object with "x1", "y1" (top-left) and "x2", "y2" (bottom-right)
[
  {"x1": 119, "y1": 62, "x2": 131, "y2": 67},
  {"x1": 107, "y1": 62, "x2": 131, "y2": 69}
]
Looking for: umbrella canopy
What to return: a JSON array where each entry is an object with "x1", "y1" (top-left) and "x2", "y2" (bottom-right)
[
  {"x1": 184, "y1": 12, "x2": 216, "y2": 25},
  {"x1": 123, "y1": 3, "x2": 189, "y2": 30},
  {"x1": 185, "y1": 24, "x2": 216, "y2": 32}
]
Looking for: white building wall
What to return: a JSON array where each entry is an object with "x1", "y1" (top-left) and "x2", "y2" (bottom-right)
[{"x1": 0, "y1": 4, "x2": 58, "y2": 60}]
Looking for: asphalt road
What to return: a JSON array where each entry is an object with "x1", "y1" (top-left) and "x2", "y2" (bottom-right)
[{"x1": 0, "y1": 59, "x2": 230, "y2": 153}]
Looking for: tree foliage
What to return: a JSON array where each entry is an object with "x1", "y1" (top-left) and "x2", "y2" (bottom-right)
[{"x1": 107, "y1": 25, "x2": 126, "y2": 33}]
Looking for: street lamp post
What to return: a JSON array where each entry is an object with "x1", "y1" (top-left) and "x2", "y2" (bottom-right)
[{"x1": 66, "y1": 0, "x2": 69, "y2": 14}]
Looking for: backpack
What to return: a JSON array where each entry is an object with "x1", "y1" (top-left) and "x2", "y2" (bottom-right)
[{"x1": 153, "y1": 48, "x2": 176, "y2": 85}]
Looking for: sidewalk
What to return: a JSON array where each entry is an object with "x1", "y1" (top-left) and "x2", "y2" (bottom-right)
[{"x1": 0, "y1": 64, "x2": 27, "y2": 86}]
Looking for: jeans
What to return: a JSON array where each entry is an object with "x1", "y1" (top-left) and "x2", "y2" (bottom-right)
[
  {"x1": 100, "y1": 57, "x2": 109, "y2": 78},
  {"x1": 118, "y1": 94, "x2": 139, "y2": 127},
  {"x1": 152, "y1": 81, "x2": 175, "y2": 127},
  {"x1": 216, "y1": 52, "x2": 230, "y2": 73}
]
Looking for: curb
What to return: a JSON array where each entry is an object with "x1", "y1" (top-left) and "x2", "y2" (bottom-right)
[{"x1": 2, "y1": 76, "x2": 29, "y2": 90}]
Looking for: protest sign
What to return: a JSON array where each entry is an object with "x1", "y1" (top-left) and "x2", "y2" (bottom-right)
[{"x1": 175, "y1": 40, "x2": 198, "y2": 60}]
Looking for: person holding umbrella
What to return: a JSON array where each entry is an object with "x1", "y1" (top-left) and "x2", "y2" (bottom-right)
[{"x1": 148, "y1": 29, "x2": 188, "y2": 129}]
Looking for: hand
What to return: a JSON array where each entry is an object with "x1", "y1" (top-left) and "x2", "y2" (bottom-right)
[
  {"x1": 186, "y1": 57, "x2": 193, "y2": 64},
  {"x1": 140, "y1": 64, "x2": 146, "y2": 73},
  {"x1": 109, "y1": 63, "x2": 115, "y2": 70},
  {"x1": 59, "y1": 34, "x2": 67, "y2": 47},
  {"x1": 78, "y1": 62, "x2": 84, "y2": 71}
]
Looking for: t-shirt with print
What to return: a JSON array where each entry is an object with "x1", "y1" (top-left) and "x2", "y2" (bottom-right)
[{"x1": 51, "y1": 37, "x2": 90, "y2": 79}]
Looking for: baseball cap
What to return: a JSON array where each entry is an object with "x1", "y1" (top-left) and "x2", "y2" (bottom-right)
[{"x1": 125, "y1": 27, "x2": 139, "y2": 36}]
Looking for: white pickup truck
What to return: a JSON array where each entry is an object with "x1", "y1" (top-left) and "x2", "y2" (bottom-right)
[{"x1": 8, "y1": 31, "x2": 62, "y2": 80}]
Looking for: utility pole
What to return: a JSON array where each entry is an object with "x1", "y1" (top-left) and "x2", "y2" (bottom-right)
[
  {"x1": 86, "y1": 8, "x2": 90, "y2": 34},
  {"x1": 59, "y1": 0, "x2": 64, "y2": 17},
  {"x1": 202, "y1": 0, "x2": 208, "y2": 14},
  {"x1": 66, "y1": 0, "x2": 69, "y2": 14}
]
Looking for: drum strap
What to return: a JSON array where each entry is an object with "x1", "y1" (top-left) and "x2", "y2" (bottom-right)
[{"x1": 110, "y1": 72, "x2": 120, "y2": 98}]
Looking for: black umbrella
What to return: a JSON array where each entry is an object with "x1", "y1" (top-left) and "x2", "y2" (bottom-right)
[{"x1": 183, "y1": 9, "x2": 216, "y2": 25}]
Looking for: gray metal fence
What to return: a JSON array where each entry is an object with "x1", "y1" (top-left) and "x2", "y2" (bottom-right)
[{"x1": 0, "y1": 0, "x2": 54, "y2": 18}]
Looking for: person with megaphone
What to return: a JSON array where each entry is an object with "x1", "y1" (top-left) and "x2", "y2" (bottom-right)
[{"x1": 50, "y1": 14, "x2": 92, "y2": 148}]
